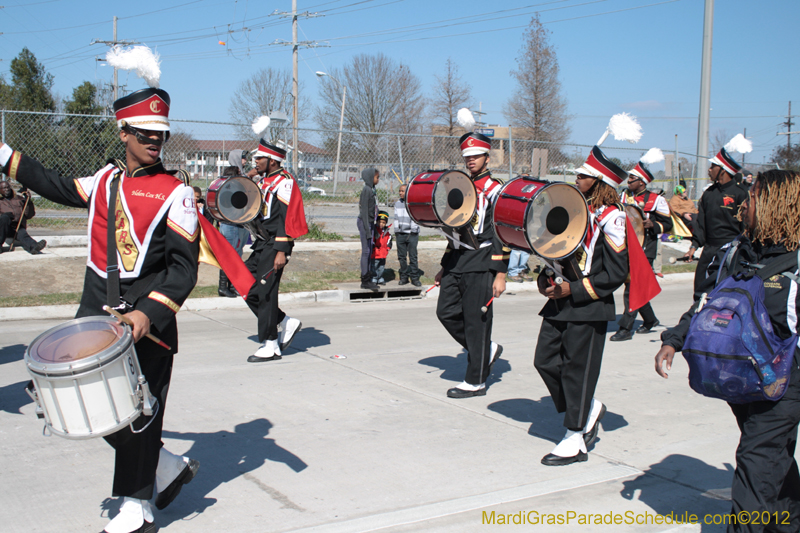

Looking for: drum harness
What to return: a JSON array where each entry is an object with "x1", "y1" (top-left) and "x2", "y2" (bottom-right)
[
  {"x1": 103, "y1": 170, "x2": 159, "y2": 431},
  {"x1": 442, "y1": 178, "x2": 496, "y2": 251}
]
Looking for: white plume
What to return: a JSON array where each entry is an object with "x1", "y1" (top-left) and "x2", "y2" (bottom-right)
[
  {"x1": 724, "y1": 133, "x2": 753, "y2": 154},
  {"x1": 640, "y1": 147, "x2": 664, "y2": 165},
  {"x1": 605, "y1": 113, "x2": 642, "y2": 144},
  {"x1": 251, "y1": 116, "x2": 271, "y2": 135},
  {"x1": 106, "y1": 46, "x2": 161, "y2": 88},
  {"x1": 457, "y1": 108, "x2": 476, "y2": 129}
]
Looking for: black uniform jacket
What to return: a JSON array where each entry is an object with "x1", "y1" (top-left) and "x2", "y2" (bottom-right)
[
  {"x1": 692, "y1": 180, "x2": 748, "y2": 249},
  {"x1": 440, "y1": 171, "x2": 510, "y2": 274},
  {"x1": 539, "y1": 203, "x2": 629, "y2": 322},
  {"x1": 662, "y1": 237, "x2": 800, "y2": 367},
  {"x1": 621, "y1": 189, "x2": 673, "y2": 260},
  {"x1": 253, "y1": 168, "x2": 295, "y2": 255},
  {"x1": 3, "y1": 152, "x2": 199, "y2": 351}
]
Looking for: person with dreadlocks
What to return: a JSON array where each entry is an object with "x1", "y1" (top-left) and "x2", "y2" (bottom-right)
[
  {"x1": 533, "y1": 141, "x2": 630, "y2": 466},
  {"x1": 657, "y1": 169, "x2": 800, "y2": 532}
]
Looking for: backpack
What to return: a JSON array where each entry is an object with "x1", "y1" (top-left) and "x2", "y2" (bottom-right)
[{"x1": 681, "y1": 249, "x2": 800, "y2": 404}]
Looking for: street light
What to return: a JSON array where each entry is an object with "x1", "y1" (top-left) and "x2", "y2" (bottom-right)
[{"x1": 316, "y1": 71, "x2": 346, "y2": 196}]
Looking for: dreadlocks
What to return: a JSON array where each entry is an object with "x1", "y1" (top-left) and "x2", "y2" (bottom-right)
[
  {"x1": 586, "y1": 180, "x2": 621, "y2": 210},
  {"x1": 748, "y1": 169, "x2": 800, "y2": 251}
]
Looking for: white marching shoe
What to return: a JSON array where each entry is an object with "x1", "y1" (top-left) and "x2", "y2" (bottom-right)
[
  {"x1": 247, "y1": 339, "x2": 282, "y2": 362},
  {"x1": 541, "y1": 430, "x2": 588, "y2": 466},
  {"x1": 582, "y1": 398, "x2": 607, "y2": 447},
  {"x1": 103, "y1": 497, "x2": 155, "y2": 533},
  {"x1": 278, "y1": 316, "x2": 302, "y2": 351},
  {"x1": 154, "y1": 447, "x2": 200, "y2": 510}
]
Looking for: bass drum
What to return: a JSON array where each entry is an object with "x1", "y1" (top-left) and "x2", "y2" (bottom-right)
[
  {"x1": 493, "y1": 176, "x2": 589, "y2": 260},
  {"x1": 624, "y1": 204, "x2": 646, "y2": 247},
  {"x1": 406, "y1": 170, "x2": 477, "y2": 229},
  {"x1": 206, "y1": 176, "x2": 262, "y2": 224}
]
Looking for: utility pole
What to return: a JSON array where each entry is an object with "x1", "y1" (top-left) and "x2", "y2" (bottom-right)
[
  {"x1": 695, "y1": 0, "x2": 714, "y2": 185},
  {"x1": 783, "y1": 102, "x2": 793, "y2": 153},
  {"x1": 92, "y1": 17, "x2": 138, "y2": 101},
  {"x1": 270, "y1": 6, "x2": 325, "y2": 176}
]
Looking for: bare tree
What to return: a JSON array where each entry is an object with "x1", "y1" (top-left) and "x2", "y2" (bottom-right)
[
  {"x1": 504, "y1": 14, "x2": 570, "y2": 145},
  {"x1": 316, "y1": 53, "x2": 425, "y2": 163},
  {"x1": 430, "y1": 58, "x2": 472, "y2": 136},
  {"x1": 711, "y1": 129, "x2": 735, "y2": 155},
  {"x1": 229, "y1": 67, "x2": 308, "y2": 140}
]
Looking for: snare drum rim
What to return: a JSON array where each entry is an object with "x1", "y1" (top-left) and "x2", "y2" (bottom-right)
[
  {"x1": 25, "y1": 316, "x2": 134, "y2": 378},
  {"x1": 525, "y1": 181, "x2": 589, "y2": 261},
  {"x1": 434, "y1": 170, "x2": 477, "y2": 230}
]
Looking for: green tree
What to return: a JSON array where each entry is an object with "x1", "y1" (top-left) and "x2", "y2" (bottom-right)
[
  {"x1": 9, "y1": 47, "x2": 55, "y2": 112},
  {"x1": 64, "y1": 82, "x2": 102, "y2": 115}
]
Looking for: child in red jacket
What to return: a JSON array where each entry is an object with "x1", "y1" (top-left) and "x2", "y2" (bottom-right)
[{"x1": 372, "y1": 211, "x2": 392, "y2": 285}]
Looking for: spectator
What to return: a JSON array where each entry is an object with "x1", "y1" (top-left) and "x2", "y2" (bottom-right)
[
  {"x1": 371, "y1": 211, "x2": 392, "y2": 285},
  {"x1": 0, "y1": 180, "x2": 46, "y2": 254},
  {"x1": 193, "y1": 186, "x2": 214, "y2": 224},
  {"x1": 393, "y1": 184, "x2": 421, "y2": 286},
  {"x1": 668, "y1": 185, "x2": 698, "y2": 231},
  {"x1": 358, "y1": 168, "x2": 379, "y2": 290},
  {"x1": 507, "y1": 249, "x2": 532, "y2": 282}
]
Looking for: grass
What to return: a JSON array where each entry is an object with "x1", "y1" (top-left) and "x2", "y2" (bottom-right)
[
  {"x1": 661, "y1": 263, "x2": 697, "y2": 274},
  {"x1": 300, "y1": 221, "x2": 343, "y2": 241},
  {"x1": 0, "y1": 292, "x2": 83, "y2": 308}
]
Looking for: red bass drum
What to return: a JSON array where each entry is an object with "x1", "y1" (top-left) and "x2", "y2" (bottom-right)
[
  {"x1": 493, "y1": 177, "x2": 589, "y2": 260},
  {"x1": 405, "y1": 170, "x2": 477, "y2": 229}
]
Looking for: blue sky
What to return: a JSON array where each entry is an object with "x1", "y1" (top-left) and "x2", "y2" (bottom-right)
[{"x1": 1, "y1": 0, "x2": 798, "y2": 165}]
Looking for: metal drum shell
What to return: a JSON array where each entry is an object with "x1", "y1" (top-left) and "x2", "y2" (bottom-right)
[
  {"x1": 25, "y1": 317, "x2": 143, "y2": 440},
  {"x1": 406, "y1": 170, "x2": 477, "y2": 229},
  {"x1": 206, "y1": 176, "x2": 262, "y2": 224}
]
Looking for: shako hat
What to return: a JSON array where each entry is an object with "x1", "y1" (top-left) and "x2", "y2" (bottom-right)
[
  {"x1": 709, "y1": 134, "x2": 752, "y2": 175},
  {"x1": 455, "y1": 107, "x2": 491, "y2": 157},
  {"x1": 113, "y1": 88, "x2": 170, "y2": 132},
  {"x1": 577, "y1": 113, "x2": 642, "y2": 188},
  {"x1": 628, "y1": 148, "x2": 664, "y2": 185},
  {"x1": 254, "y1": 139, "x2": 287, "y2": 162}
]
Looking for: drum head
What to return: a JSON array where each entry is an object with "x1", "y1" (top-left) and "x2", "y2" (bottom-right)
[
  {"x1": 215, "y1": 177, "x2": 261, "y2": 224},
  {"x1": 625, "y1": 204, "x2": 646, "y2": 246},
  {"x1": 526, "y1": 183, "x2": 589, "y2": 260},
  {"x1": 433, "y1": 171, "x2": 476, "y2": 229},
  {"x1": 30, "y1": 319, "x2": 125, "y2": 364}
]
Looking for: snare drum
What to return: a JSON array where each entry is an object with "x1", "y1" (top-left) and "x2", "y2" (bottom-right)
[
  {"x1": 206, "y1": 176, "x2": 262, "y2": 224},
  {"x1": 25, "y1": 317, "x2": 152, "y2": 439},
  {"x1": 493, "y1": 177, "x2": 589, "y2": 260},
  {"x1": 406, "y1": 170, "x2": 477, "y2": 229}
]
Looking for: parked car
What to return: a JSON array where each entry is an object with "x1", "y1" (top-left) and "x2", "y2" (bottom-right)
[
  {"x1": 311, "y1": 175, "x2": 331, "y2": 182},
  {"x1": 303, "y1": 185, "x2": 326, "y2": 196}
]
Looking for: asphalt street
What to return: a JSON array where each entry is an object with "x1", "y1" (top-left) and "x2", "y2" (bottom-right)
[{"x1": 0, "y1": 281, "x2": 768, "y2": 532}]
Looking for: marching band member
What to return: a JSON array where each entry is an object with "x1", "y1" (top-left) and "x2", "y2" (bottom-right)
[
  {"x1": 612, "y1": 148, "x2": 673, "y2": 341},
  {"x1": 435, "y1": 113, "x2": 509, "y2": 399},
  {"x1": 533, "y1": 115, "x2": 639, "y2": 466},
  {"x1": 684, "y1": 134, "x2": 751, "y2": 299},
  {"x1": 244, "y1": 139, "x2": 308, "y2": 362},
  {"x1": 1, "y1": 46, "x2": 200, "y2": 533}
]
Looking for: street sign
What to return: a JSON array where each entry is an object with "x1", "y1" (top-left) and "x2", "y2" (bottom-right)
[{"x1": 475, "y1": 128, "x2": 495, "y2": 137}]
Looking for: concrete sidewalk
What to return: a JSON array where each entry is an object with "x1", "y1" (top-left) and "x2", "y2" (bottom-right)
[{"x1": 0, "y1": 281, "x2": 755, "y2": 532}]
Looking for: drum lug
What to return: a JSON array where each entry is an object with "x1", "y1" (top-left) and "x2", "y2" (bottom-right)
[
  {"x1": 24, "y1": 382, "x2": 45, "y2": 420},
  {"x1": 136, "y1": 375, "x2": 156, "y2": 417}
]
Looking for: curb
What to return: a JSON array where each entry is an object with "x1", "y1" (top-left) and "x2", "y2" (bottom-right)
[{"x1": 0, "y1": 272, "x2": 695, "y2": 321}]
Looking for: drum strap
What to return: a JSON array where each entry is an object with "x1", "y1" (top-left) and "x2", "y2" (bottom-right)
[{"x1": 107, "y1": 174, "x2": 121, "y2": 309}]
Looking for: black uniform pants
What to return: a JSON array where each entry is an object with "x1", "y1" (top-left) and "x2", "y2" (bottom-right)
[
  {"x1": 103, "y1": 347, "x2": 173, "y2": 499},
  {"x1": 619, "y1": 256, "x2": 658, "y2": 331},
  {"x1": 727, "y1": 365, "x2": 800, "y2": 533},
  {"x1": 694, "y1": 244, "x2": 723, "y2": 300},
  {"x1": 436, "y1": 270, "x2": 494, "y2": 386},
  {"x1": 534, "y1": 319, "x2": 607, "y2": 431},
  {"x1": 245, "y1": 243, "x2": 286, "y2": 342},
  {"x1": 395, "y1": 232, "x2": 419, "y2": 281}
]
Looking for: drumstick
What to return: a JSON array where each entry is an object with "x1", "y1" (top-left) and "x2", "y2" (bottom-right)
[
  {"x1": 259, "y1": 268, "x2": 275, "y2": 285},
  {"x1": 669, "y1": 256, "x2": 693, "y2": 264},
  {"x1": 425, "y1": 285, "x2": 436, "y2": 293},
  {"x1": 103, "y1": 305, "x2": 172, "y2": 350},
  {"x1": 481, "y1": 297, "x2": 494, "y2": 314}
]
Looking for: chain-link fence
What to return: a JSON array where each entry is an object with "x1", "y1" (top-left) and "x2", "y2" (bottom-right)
[{"x1": 1, "y1": 109, "x2": 767, "y2": 235}]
